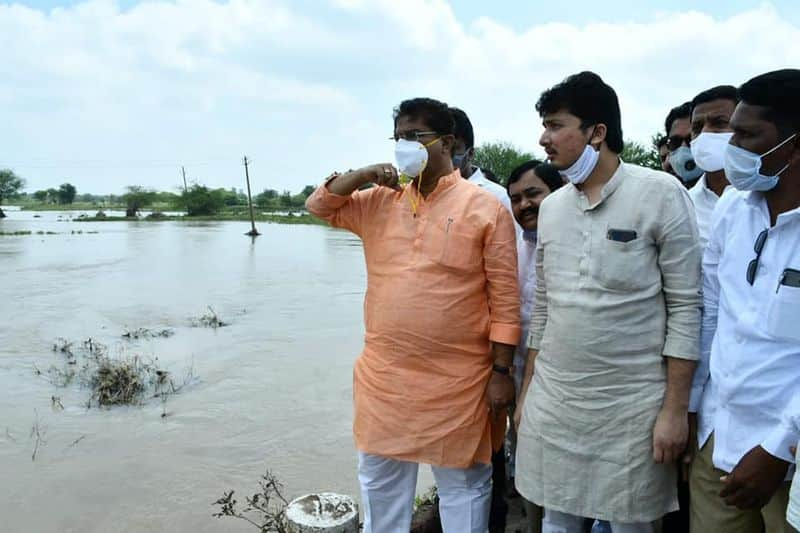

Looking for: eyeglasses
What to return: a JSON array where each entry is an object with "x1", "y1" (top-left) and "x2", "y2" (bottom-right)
[
  {"x1": 666, "y1": 135, "x2": 692, "y2": 152},
  {"x1": 391, "y1": 130, "x2": 439, "y2": 142},
  {"x1": 746, "y1": 229, "x2": 769, "y2": 285}
]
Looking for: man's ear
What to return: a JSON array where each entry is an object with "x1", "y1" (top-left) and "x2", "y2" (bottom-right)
[
  {"x1": 790, "y1": 134, "x2": 800, "y2": 166},
  {"x1": 442, "y1": 134, "x2": 456, "y2": 155},
  {"x1": 590, "y1": 124, "x2": 608, "y2": 149}
]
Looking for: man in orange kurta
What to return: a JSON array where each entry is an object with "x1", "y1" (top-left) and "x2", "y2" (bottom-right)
[{"x1": 306, "y1": 98, "x2": 520, "y2": 533}]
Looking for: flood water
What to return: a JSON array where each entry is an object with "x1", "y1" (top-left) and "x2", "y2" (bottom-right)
[{"x1": 0, "y1": 209, "x2": 431, "y2": 532}]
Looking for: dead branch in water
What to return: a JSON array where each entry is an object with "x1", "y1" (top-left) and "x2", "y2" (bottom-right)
[
  {"x1": 38, "y1": 336, "x2": 196, "y2": 414},
  {"x1": 121, "y1": 328, "x2": 174, "y2": 340},
  {"x1": 192, "y1": 306, "x2": 228, "y2": 329},
  {"x1": 66, "y1": 435, "x2": 86, "y2": 449},
  {"x1": 30, "y1": 410, "x2": 46, "y2": 461},
  {"x1": 51, "y1": 396, "x2": 64, "y2": 411},
  {"x1": 52, "y1": 338, "x2": 74, "y2": 358}
]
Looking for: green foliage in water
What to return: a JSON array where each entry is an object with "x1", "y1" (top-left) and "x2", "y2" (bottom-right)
[
  {"x1": 255, "y1": 185, "x2": 316, "y2": 210},
  {"x1": 181, "y1": 184, "x2": 226, "y2": 216},
  {"x1": 57, "y1": 183, "x2": 77, "y2": 205},
  {"x1": 0, "y1": 169, "x2": 25, "y2": 210},
  {"x1": 122, "y1": 185, "x2": 159, "y2": 216}
]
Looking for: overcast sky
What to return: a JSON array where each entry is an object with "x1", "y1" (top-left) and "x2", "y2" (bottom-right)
[{"x1": 2, "y1": 0, "x2": 799, "y2": 195}]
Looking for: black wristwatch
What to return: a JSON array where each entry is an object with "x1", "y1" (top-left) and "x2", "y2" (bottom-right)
[{"x1": 492, "y1": 364, "x2": 511, "y2": 376}]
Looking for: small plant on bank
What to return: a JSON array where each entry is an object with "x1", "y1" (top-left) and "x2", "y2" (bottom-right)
[{"x1": 213, "y1": 470, "x2": 290, "y2": 532}]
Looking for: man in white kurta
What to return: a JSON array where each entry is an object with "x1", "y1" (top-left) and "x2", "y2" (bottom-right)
[
  {"x1": 515, "y1": 72, "x2": 702, "y2": 532},
  {"x1": 516, "y1": 161, "x2": 702, "y2": 524}
]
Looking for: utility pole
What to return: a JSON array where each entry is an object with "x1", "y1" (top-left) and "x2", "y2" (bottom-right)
[
  {"x1": 243, "y1": 156, "x2": 260, "y2": 237},
  {"x1": 181, "y1": 166, "x2": 189, "y2": 214},
  {"x1": 181, "y1": 166, "x2": 188, "y2": 195}
]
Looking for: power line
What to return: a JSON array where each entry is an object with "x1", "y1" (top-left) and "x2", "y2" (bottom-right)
[{"x1": 0, "y1": 156, "x2": 238, "y2": 170}]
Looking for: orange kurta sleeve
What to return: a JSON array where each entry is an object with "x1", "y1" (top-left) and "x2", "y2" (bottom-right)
[
  {"x1": 483, "y1": 203, "x2": 521, "y2": 345},
  {"x1": 305, "y1": 178, "x2": 373, "y2": 237}
]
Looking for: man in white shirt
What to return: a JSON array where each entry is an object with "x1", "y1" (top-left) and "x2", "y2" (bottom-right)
[
  {"x1": 686, "y1": 85, "x2": 737, "y2": 249},
  {"x1": 657, "y1": 136, "x2": 675, "y2": 177},
  {"x1": 689, "y1": 69, "x2": 800, "y2": 533},
  {"x1": 450, "y1": 107, "x2": 512, "y2": 211},
  {"x1": 785, "y1": 398, "x2": 800, "y2": 531},
  {"x1": 665, "y1": 102, "x2": 703, "y2": 188},
  {"x1": 505, "y1": 161, "x2": 564, "y2": 392},
  {"x1": 450, "y1": 105, "x2": 516, "y2": 533},
  {"x1": 506, "y1": 160, "x2": 564, "y2": 533}
]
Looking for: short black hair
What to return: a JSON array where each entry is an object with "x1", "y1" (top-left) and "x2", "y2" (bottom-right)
[
  {"x1": 481, "y1": 167, "x2": 501, "y2": 184},
  {"x1": 665, "y1": 102, "x2": 692, "y2": 134},
  {"x1": 535, "y1": 71, "x2": 624, "y2": 154},
  {"x1": 738, "y1": 69, "x2": 800, "y2": 137},
  {"x1": 506, "y1": 160, "x2": 564, "y2": 194},
  {"x1": 450, "y1": 107, "x2": 474, "y2": 148},
  {"x1": 393, "y1": 97, "x2": 455, "y2": 136},
  {"x1": 691, "y1": 85, "x2": 739, "y2": 111}
]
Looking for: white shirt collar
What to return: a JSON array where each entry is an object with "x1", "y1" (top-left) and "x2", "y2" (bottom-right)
[{"x1": 467, "y1": 167, "x2": 485, "y2": 184}]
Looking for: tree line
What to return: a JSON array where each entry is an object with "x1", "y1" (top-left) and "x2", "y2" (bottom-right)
[
  {"x1": 0, "y1": 138, "x2": 661, "y2": 218},
  {"x1": 0, "y1": 167, "x2": 318, "y2": 217},
  {"x1": 120, "y1": 184, "x2": 318, "y2": 216}
]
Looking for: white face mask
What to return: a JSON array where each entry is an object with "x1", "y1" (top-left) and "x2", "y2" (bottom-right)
[
  {"x1": 559, "y1": 144, "x2": 600, "y2": 185},
  {"x1": 691, "y1": 131, "x2": 734, "y2": 173},
  {"x1": 723, "y1": 133, "x2": 797, "y2": 192},
  {"x1": 394, "y1": 139, "x2": 429, "y2": 178}
]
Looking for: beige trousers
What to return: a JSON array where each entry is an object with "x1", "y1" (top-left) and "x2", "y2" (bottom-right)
[{"x1": 690, "y1": 434, "x2": 792, "y2": 533}]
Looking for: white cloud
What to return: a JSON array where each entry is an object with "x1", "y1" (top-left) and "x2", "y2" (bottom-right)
[{"x1": 1, "y1": 0, "x2": 798, "y2": 194}]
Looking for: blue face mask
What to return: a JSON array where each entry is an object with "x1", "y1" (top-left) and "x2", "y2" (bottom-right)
[
  {"x1": 452, "y1": 148, "x2": 470, "y2": 169},
  {"x1": 669, "y1": 146, "x2": 703, "y2": 183},
  {"x1": 522, "y1": 229, "x2": 537, "y2": 243}
]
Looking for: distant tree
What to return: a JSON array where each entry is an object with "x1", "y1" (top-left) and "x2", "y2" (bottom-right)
[
  {"x1": 290, "y1": 193, "x2": 307, "y2": 208},
  {"x1": 57, "y1": 183, "x2": 77, "y2": 204},
  {"x1": 255, "y1": 190, "x2": 275, "y2": 209},
  {"x1": 45, "y1": 188, "x2": 58, "y2": 203},
  {"x1": 154, "y1": 191, "x2": 181, "y2": 207},
  {"x1": 122, "y1": 186, "x2": 158, "y2": 217},
  {"x1": 278, "y1": 190, "x2": 293, "y2": 208},
  {"x1": 0, "y1": 169, "x2": 25, "y2": 218},
  {"x1": 473, "y1": 142, "x2": 537, "y2": 185},
  {"x1": 621, "y1": 136, "x2": 662, "y2": 171},
  {"x1": 182, "y1": 184, "x2": 225, "y2": 216},
  {"x1": 32, "y1": 190, "x2": 48, "y2": 202},
  {"x1": 77, "y1": 193, "x2": 96, "y2": 204},
  {"x1": 219, "y1": 188, "x2": 246, "y2": 207},
  {"x1": 301, "y1": 185, "x2": 316, "y2": 197}
]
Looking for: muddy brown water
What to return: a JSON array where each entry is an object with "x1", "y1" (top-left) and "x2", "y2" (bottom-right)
[{"x1": 0, "y1": 209, "x2": 433, "y2": 532}]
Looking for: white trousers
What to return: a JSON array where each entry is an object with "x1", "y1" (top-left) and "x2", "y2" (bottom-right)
[
  {"x1": 542, "y1": 509, "x2": 653, "y2": 533},
  {"x1": 357, "y1": 451, "x2": 492, "y2": 533}
]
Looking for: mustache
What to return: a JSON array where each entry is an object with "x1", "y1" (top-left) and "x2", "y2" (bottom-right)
[{"x1": 521, "y1": 207, "x2": 539, "y2": 218}]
